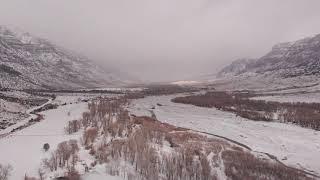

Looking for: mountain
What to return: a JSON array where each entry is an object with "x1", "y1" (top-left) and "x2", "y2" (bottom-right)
[
  {"x1": 0, "y1": 26, "x2": 127, "y2": 90},
  {"x1": 217, "y1": 58, "x2": 256, "y2": 77},
  {"x1": 216, "y1": 34, "x2": 320, "y2": 90}
]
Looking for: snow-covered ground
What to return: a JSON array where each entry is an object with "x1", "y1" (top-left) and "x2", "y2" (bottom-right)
[
  {"x1": 0, "y1": 99, "x2": 26, "y2": 113},
  {"x1": 0, "y1": 101, "x2": 88, "y2": 180},
  {"x1": 0, "y1": 93, "x2": 127, "y2": 180},
  {"x1": 129, "y1": 95, "x2": 320, "y2": 176},
  {"x1": 171, "y1": 80, "x2": 201, "y2": 85},
  {"x1": 81, "y1": 164, "x2": 123, "y2": 180},
  {"x1": 251, "y1": 92, "x2": 320, "y2": 103}
]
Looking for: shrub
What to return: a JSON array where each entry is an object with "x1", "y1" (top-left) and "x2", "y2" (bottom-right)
[
  {"x1": 65, "y1": 120, "x2": 81, "y2": 134},
  {"x1": 43, "y1": 143, "x2": 50, "y2": 152},
  {"x1": 83, "y1": 127, "x2": 98, "y2": 146}
]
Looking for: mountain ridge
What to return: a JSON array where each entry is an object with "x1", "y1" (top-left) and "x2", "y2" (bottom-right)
[
  {"x1": 215, "y1": 33, "x2": 320, "y2": 90},
  {"x1": 0, "y1": 26, "x2": 127, "y2": 90}
]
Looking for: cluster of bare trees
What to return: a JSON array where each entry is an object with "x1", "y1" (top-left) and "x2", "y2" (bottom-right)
[
  {"x1": 222, "y1": 150, "x2": 309, "y2": 180},
  {"x1": 65, "y1": 120, "x2": 81, "y2": 134},
  {"x1": 159, "y1": 144, "x2": 217, "y2": 180},
  {"x1": 143, "y1": 85, "x2": 195, "y2": 96},
  {"x1": 23, "y1": 169, "x2": 45, "y2": 180},
  {"x1": 74, "y1": 97, "x2": 218, "y2": 180},
  {"x1": 124, "y1": 85, "x2": 196, "y2": 100},
  {"x1": 83, "y1": 127, "x2": 98, "y2": 146},
  {"x1": 78, "y1": 97, "x2": 311, "y2": 180},
  {"x1": 24, "y1": 168, "x2": 79, "y2": 180},
  {"x1": 91, "y1": 117, "x2": 219, "y2": 180},
  {"x1": 172, "y1": 92, "x2": 320, "y2": 130},
  {"x1": 43, "y1": 96, "x2": 311, "y2": 180},
  {"x1": 42, "y1": 140, "x2": 79, "y2": 173}
]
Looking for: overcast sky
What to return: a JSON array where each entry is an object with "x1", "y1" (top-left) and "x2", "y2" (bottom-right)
[{"x1": 1, "y1": 0, "x2": 320, "y2": 82}]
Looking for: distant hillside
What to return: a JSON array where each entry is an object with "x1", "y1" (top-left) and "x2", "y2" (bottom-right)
[
  {"x1": 217, "y1": 58, "x2": 256, "y2": 77},
  {"x1": 215, "y1": 34, "x2": 320, "y2": 90},
  {"x1": 0, "y1": 26, "x2": 129, "y2": 90}
]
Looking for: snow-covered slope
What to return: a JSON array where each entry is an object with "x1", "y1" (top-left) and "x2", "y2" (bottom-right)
[
  {"x1": 0, "y1": 26, "x2": 126, "y2": 90},
  {"x1": 216, "y1": 34, "x2": 320, "y2": 90}
]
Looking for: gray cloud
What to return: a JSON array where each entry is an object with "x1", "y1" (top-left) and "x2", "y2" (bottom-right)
[{"x1": 1, "y1": 0, "x2": 320, "y2": 82}]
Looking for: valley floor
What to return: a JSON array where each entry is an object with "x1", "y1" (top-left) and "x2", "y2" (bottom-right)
[
  {"x1": 129, "y1": 94, "x2": 320, "y2": 176},
  {"x1": 0, "y1": 93, "x2": 319, "y2": 179}
]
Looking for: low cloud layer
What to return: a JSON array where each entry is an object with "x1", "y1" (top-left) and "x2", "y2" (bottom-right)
[{"x1": 1, "y1": 0, "x2": 320, "y2": 82}]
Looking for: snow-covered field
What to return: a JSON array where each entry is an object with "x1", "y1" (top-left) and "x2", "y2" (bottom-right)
[
  {"x1": 0, "y1": 93, "x2": 126, "y2": 180},
  {"x1": 0, "y1": 101, "x2": 88, "y2": 179},
  {"x1": 251, "y1": 92, "x2": 320, "y2": 103},
  {"x1": 129, "y1": 95, "x2": 320, "y2": 176}
]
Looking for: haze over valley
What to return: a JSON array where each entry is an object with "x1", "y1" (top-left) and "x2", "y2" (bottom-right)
[{"x1": 1, "y1": 1, "x2": 320, "y2": 180}]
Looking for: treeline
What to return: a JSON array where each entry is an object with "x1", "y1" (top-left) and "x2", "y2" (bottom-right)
[
  {"x1": 0, "y1": 64, "x2": 21, "y2": 76},
  {"x1": 24, "y1": 89, "x2": 125, "y2": 95},
  {"x1": 0, "y1": 93, "x2": 48, "y2": 106},
  {"x1": 143, "y1": 85, "x2": 195, "y2": 96},
  {"x1": 125, "y1": 84, "x2": 196, "y2": 100},
  {"x1": 221, "y1": 150, "x2": 309, "y2": 180},
  {"x1": 172, "y1": 92, "x2": 320, "y2": 130},
  {"x1": 30, "y1": 104, "x2": 58, "y2": 114},
  {"x1": 54, "y1": 97, "x2": 311, "y2": 180}
]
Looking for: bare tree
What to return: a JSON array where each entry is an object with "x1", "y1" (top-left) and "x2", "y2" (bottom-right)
[
  {"x1": 38, "y1": 169, "x2": 45, "y2": 180},
  {"x1": 65, "y1": 120, "x2": 81, "y2": 134},
  {"x1": 83, "y1": 127, "x2": 98, "y2": 146},
  {"x1": 0, "y1": 164, "x2": 13, "y2": 180}
]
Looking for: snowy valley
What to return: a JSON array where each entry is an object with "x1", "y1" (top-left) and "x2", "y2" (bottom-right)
[
  {"x1": 0, "y1": 86, "x2": 320, "y2": 180},
  {"x1": 1, "y1": 6, "x2": 320, "y2": 179}
]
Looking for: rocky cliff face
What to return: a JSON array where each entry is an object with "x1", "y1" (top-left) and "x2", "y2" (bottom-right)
[{"x1": 0, "y1": 26, "x2": 126, "y2": 90}]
